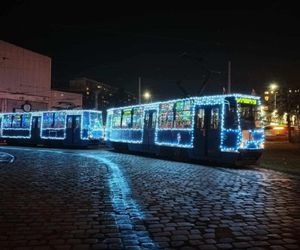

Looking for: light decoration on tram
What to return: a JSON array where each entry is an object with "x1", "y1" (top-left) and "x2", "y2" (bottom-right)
[
  {"x1": 1, "y1": 113, "x2": 33, "y2": 139},
  {"x1": 40, "y1": 110, "x2": 103, "y2": 140},
  {"x1": 105, "y1": 94, "x2": 264, "y2": 151},
  {"x1": 219, "y1": 95, "x2": 264, "y2": 152},
  {"x1": 107, "y1": 105, "x2": 145, "y2": 144}
]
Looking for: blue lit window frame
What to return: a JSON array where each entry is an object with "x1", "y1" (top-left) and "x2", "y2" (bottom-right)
[
  {"x1": 40, "y1": 110, "x2": 103, "y2": 141},
  {"x1": 1, "y1": 112, "x2": 33, "y2": 139},
  {"x1": 41, "y1": 111, "x2": 67, "y2": 140},
  {"x1": 107, "y1": 105, "x2": 145, "y2": 144},
  {"x1": 81, "y1": 111, "x2": 104, "y2": 140},
  {"x1": 219, "y1": 95, "x2": 264, "y2": 152}
]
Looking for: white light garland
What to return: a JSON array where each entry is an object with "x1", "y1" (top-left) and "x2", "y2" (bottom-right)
[
  {"x1": 1, "y1": 112, "x2": 32, "y2": 139},
  {"x1": 0, "y1": 110, "x2": 104, "y2": 143},
  {"x1": 105, "y1": 94, "x2": 264, "y2": 152}
]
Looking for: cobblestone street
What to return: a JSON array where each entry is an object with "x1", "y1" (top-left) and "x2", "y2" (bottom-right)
[{"x1": 0, "y1": 146, "x2": 300, "y2": 250}]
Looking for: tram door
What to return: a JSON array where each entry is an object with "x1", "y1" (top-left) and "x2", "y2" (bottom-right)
[
  {"x1": 31, "y1": 116, "x2": 41, "y2": 143},
  {"x1": 206, "y1": 106, "x2": 221, "y2": 157},
  {"x1": 194, "y1": 105, "x2": 220, "y2": 157},
  {"x1": 143, "y1": 110, "x2": 157, "y2": 149},
  {"x1": 194, "y1": 106, "x2": 208, "y2": 157},
  {"x1": 66, "y1": 115, "x2": 81, "y2": 145}
]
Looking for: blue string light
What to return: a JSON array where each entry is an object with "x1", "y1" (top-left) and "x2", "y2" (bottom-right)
[
  {"x1": 1, "y1": 112, "x2": 32, "y2": 139},
  {"x1": 1, "y1": 110, "x2": 104, "y2": 141},
  {"x1": 106, "y1": 94, "x2": 264, "y2": 152}
]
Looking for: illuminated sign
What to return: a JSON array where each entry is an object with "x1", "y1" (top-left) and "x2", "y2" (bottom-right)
[{"x1": 236, "y1": 98, "x2": 257, "y2": 105}]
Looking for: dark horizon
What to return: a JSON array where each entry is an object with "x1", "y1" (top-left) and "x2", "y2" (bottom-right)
[{"x1": 1, "y1": 1, "x2": 300, "y2": 101}]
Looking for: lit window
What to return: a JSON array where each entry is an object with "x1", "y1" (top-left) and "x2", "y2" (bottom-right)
[
  {"x1": 210, "y1": 108, "x2": 219, "y2": 129},
  {"x1": 132, "y1": 107, "x2": 144, "y2": 129},
  {"x1": 112, "y1": 110, "x2": 122, "y2": 129},
  {"x1": 158, "y1": 103, "x2": 174, "y2": 128},
  {"x1": 121, "y1": 109, "x2": 132, "y2": 128},
  {"x1": 197, "y1": 109, "x2": 205, "y2": 129},
  {"x1": 174, "y1": 100, "x2": 193, "y2": 128}
]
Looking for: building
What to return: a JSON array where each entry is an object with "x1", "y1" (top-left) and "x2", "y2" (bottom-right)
[
  {"x1": 263, "y1": 86, "x2": 300, "y2": 126},
  {"x1": 0, "y1": 40, "x2": 82, "y2": 112},
  {"x1": 69, "y1": 77, "x2": 137, "y2": 110},
  {"x1": 49, "y1": 90, "x2": 82, "y2": 110},
  {"x1": 0, "y1": 40, "x2": 51, "y2": 112}
]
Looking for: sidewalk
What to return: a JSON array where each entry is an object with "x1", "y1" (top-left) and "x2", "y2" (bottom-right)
[{"x1": 260, "y1": 141, "x2": 300, "y2": 176}]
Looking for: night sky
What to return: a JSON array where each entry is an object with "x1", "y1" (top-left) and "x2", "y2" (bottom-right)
[{"x1": 1, "y1": 1, "x2": 300, "y2": 101}]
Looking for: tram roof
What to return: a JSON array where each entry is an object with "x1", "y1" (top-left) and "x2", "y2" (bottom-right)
[
  {"x1": 107, "y1": 93, "x2": 261, "y2": 112},
  {"x1": 0, "y1": 109, "x2": 102, "y2": 116}
]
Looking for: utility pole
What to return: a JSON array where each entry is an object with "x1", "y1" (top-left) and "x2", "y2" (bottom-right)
[
  {"x1": 286, "y1": 90, "x2": 292, "y2": 143},
  {"x1": 138, "y1": 77, "x2": 141, "y2": 104},
  {"x1": 228, "y1": 61, "x2": 231, "y2": 94},
  {"x1": 94, "y1": 89, "x2": 100, "y2": 110}
]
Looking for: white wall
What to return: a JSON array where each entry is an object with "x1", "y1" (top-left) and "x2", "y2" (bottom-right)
[{"x1": 0, "y1": 40, "x2": 51, "y2": 98}]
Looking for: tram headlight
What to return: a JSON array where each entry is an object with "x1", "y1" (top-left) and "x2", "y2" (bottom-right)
[
  {"x1": 240, "y1": 141, "x2": 246, "y2": 149},
  {"x1": 89, "y1": 134, "x2": 94, "y2": 140}
]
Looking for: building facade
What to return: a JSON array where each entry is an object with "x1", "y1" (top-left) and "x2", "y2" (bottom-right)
[
  {"x1": 263, "y1": 87, "x2": 300, "y2": 126},
  {"x1": 49, "y1": 90, "x2": 82, "y2": 110},
  {"x1": 0, "y1": 40, "x2": 82, "y2": 112},
  {"x1": 0, "y1": 40, "x2": 51, "y2": 112}
]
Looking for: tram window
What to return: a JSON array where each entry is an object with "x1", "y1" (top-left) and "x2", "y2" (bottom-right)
[
  {"x1": 21, "y1": 114, "x2": 31, "y2": 128},
  {"x1": 239, "y1": 104, "x2": 262, "y2": 129},
  {"x1": 3, "y1": 115, "x2": 13, "y2": 128},
  {"x1": 37, "y1": 117, "x2": 41, "y2": 128},
  {"x1": 151, "y1": 112, "x2": 157, "y2": 128},
  {"x1": 67, "y1": 116, "x2": 73, "y2": 128},
  {"x1": 74, "y1": 117, "x2": 80, "y2": 129},
  {"x1": 106, "y1": 113, "x2": 112, "y2": 129},
  {"x1": 43, "y1": 113, "x2": 54, "y2": 128},
  {"x1": 88, "y1": 112, "x2": 102, "y2": 130},
  {"x1": 12, "y1": 115, "x2": 21, "y2": 128},
  {"x1": 132, "y1": 107, "x2": 144, "y2": 129},
  {"x1": 211, "y1": 108, "x2": 219, "y2": 129},
  {"x1": 112, "y1": 110, "x2": 122, "y2": 129},
  {"x1": 224, "y1": 100, "x2": 238, "y2": 129},
  {"x1": 158, "y1": 103, "x2": 174, "y2": 128},
  {"x1": 55, "y1": 112, "x2": 65, "y2": 128},
  {"x1": 144, "y1": 112, "x2": 150, "y2": 128},
  {"x1": 43, "y1": 112, "x2": 65, "y2": 129},
  {"x1": 121, "y1": 109, "x2": 132, "y2": 128},
  {"x1": 175, "y1": 100, "x2": 192, "y2": 128},
  {"x1": 197, "y1": 109, "x2": 205, "y2": 129},
  {"x1": 31, "y1": 117, "x2": 36, "y2": 127}
]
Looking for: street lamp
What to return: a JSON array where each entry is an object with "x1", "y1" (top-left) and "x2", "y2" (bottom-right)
[
  {"x1": 143, "y1": 91, "x2": 152, "y2": 103},
  {"x1": 269, "y1": 83, "x2": 278, "y2": 110},
  {"x1": 270, "y1": 83, "x2": 278, "y2": 91}
]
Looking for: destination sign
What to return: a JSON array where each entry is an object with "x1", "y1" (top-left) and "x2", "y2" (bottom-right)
[{"x1": 236, "y1": 98, "x2": 257, "y2": 105}]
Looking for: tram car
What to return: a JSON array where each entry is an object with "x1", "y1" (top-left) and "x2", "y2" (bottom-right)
[
  {"x1": 0, "y1": 110, "x2": 104, "y2": 148},
  {"x1": 105, "y1": 94, "x2": 265, "y2": 165}
]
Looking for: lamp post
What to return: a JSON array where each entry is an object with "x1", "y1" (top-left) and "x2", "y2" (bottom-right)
[{"x1": 269, "y1": 83, "x2": 278, "y2": 111}]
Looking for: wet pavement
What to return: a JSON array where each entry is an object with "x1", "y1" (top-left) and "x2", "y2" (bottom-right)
[{"x1": 0, "y1": 146, "x2": 300, "y2": 250}]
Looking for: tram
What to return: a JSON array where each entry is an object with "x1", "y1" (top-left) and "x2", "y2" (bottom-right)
[
  {"x1": 105, "y1": 94, "x2": 264, "y2": 165},
  {"x1": 0, "y1": 110, "x2": 104, "y2": 147}
]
